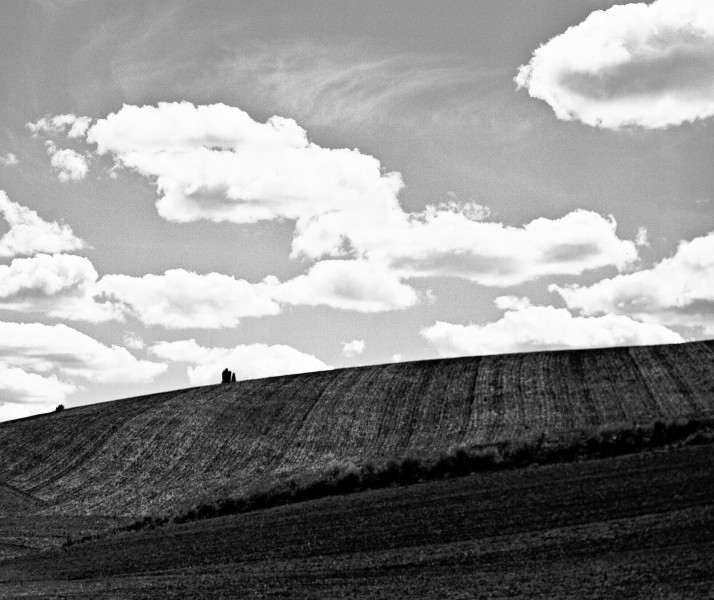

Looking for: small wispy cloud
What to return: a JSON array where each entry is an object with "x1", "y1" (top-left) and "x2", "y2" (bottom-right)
[
  {"x1": 0, "y1": 153, "x2": 18, "y2": 167},
  {"x1": 190, "y1": 41, "x2": 498, "y2": 128},
  {"x1": 46, "y1": 142, "x2": 89, "y2": 182}
]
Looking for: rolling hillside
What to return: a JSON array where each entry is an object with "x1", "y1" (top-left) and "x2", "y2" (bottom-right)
[{"x1": 1, "y1": 340, "x2": 713, "y2": 517}]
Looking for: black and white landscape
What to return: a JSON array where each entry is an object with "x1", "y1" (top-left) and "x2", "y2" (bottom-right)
[{"x1": 1, "y1": 0, "x2": 713, "y2": 597}]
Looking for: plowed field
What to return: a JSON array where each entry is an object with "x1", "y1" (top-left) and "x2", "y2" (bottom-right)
[
  {"x1": 0, "y1": 443, "x2": 711, "y2": 599},
  {"x1": 1, "y1": 341, "x2": 713, "y2": 517}
]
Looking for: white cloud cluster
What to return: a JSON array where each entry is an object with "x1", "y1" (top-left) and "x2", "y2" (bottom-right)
[
  {"x1": 422, "y1": 302, "x2": 683, "y2": 358},
  {"x1": 342, "y1": 339, "x2": 365, "y2": 357},
  {"x1": 552, "y1": 230, "x2": 714, "y2": 334},
  {"x1": 87, "y1": 102, "x2": 404, "y2": 226},
  {"x1": 80, "y1": 103, "x2": 638, "y2": 288},
  {"x1": 0, "y1": 153, "x2": 18, "y2": 167},
  {"x1": 46, "y1": 142, "x2": 88, "y2": 182},
  {"x1": 273, "y1": 260, "x2": 419, "y2": 312},
  {"x1": 516, "y1": 0, "x2": 714, "y2": 129},
  {"x1": 150, "y1": 338, "x2": 330, "y2": 385},
  {"x1": 0, "y1": 253, "x2": 121, "y2": 322},
  {"x1": 27, "y1": 114, "x2": 92, "y2": 138},
  {"x1": 99, "y1": 268, "x2": 280, "y2": 329},
  {"x1": 0, "y1": 320, "x2": 166, "y2": 384},
  {"x1": 0, "y1": 191, "x2": 86, "y2": 257},
  {"x1": 371, "y1": 209, "x2": 637, "y2": 286},
  {"x1": 0, "y1": 364, "x2": 76, "y2": 411}
]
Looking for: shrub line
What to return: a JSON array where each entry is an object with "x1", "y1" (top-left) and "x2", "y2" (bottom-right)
[{"x1": 65, "y1": 415, "x2": 714, "y2": 546}]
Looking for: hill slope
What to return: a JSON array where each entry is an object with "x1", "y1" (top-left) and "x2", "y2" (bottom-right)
[
  {"x1": 2, "y1": 444, "x2": 712, "y2": 599},
  {"x1": 1, "y1": 340, "x2": 713, "y2": 516}
]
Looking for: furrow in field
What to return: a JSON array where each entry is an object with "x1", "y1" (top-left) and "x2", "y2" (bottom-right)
[{"x1": 629, "y1": 346, "x2": 691, "y2": 418}]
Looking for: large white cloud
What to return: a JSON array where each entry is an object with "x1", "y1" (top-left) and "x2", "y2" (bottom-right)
[
  {"x1": 99, "y1": 268, "x2": 281, "y2": 329},
  {"x1": 0, "y1": 320, "x2": 166, "y2": 384},
  {"x1": 0, "y1": 253, "x2": 121, "y2": 322},
  {"x1": 422, "y1": 299, "x2": 683, "y2": 357},
  {"x1": 357, "y1": 208, "x2": 637, "y2": 287},
  {"x1": 79, "y1": 103, "x2": 638, "y2": 287},
  {"x1": 87, "y1": 102, "x2": 404, "y2": 226},
  {"x1": 0, "y1": 364, "x2": 76, "y2": 409},
  {"x1": 150, "y1": 338, "x2": 330, "y2": 385},
  {"x1": 0, "y1": 191, "x2": 86, "y2": 257},
  {"x1": 516, "y1": 0, "x2": 714, "y2": 129},
  {"x1": 552, "y1": 230, "x2": 714, "y2": 333},
  {"x1": 273, "y1": 259, "x2": 419, "y2": 312}
]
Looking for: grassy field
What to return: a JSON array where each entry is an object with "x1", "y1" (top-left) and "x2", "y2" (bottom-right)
[
  {"x1": 0, "y1": 443, "x2": 711, "y2": 599},
  {"x1": 1, "y1": 340, "x2": 713, "y2": 517}
]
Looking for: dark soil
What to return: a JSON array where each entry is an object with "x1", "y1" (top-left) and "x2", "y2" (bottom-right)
[{"x1": 1, "y1": 443, "x2": 711, "y2": 599}]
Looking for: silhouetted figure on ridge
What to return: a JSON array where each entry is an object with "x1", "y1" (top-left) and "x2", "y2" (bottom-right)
[{"x1": 231, "y1": 372, "x2": 236, "y2": 383}]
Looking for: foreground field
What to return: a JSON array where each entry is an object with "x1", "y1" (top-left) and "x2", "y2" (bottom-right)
[
  {"x1": 1, "y1": 443, "x2": 711, "y2": 599},
  {"x1": 1, "y1": 340, "x2": 713, "y2": 516}
]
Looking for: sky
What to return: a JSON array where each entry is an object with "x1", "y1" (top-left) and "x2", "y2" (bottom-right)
[{"x1": 1, "y1": 0, "x2": 713, "y2": 421}]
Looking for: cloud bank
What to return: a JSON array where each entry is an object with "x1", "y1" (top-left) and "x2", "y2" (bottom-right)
[
  {"x1": 273, "y1": 259, "x2": 419, "y2": 312},
  {"x1": 552, "y1": 230, "x2": 714, "y2": 334},
  {"x1": 99, "y1": 269, "x2": 280, "y2": 329},
  {"x1": 422, "y1": 299, "x2": 683, "y2": 357},
  {"x1": 78, "y1": 102, "x2": 639, "y2": 288},
  {"x1": 0, "y1": 253, "x2": 122, "y2": 322},
  {"x1": 0, "y1": 363, "x2": 76, "y2": 417},
  {"x1": 516, "y1": 0, "x2": 714, "y2": 129},
  {"x1": 150, "y1": 339, "x2": 330, "y2": 385},
  {"x1": 0, "y1": 191, "x2": 86, "y2": 257},
  {"x1": 0, "y1": 321, "x2": 166, "y2": 384}
]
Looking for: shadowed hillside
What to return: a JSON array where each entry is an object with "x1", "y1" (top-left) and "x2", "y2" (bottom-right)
[{"x1": 1, "y1": 341, "x2": 713, "y2": 516}]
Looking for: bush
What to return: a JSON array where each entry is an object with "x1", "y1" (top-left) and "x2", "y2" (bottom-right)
[{"x1": 55, "y1": 404, "x2": 65, "y2": 412}]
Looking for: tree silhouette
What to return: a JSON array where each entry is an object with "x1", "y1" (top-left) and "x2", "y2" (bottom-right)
[{"x1": 221, "y1": 368, "x2": 232, "y2": 384}]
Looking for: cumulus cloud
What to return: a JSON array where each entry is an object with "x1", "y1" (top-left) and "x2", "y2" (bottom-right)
[
  {"x1": 0, "y1": 320, "x2": 166, "y2": 383},
  {"x1": 516, "y1": 0, "x2": 714, "y2": 129},
  {"x1": 422, "y1": 303, "x2": 683, "y2": 357},
  {"x1": 552, "y1": 230, "x2": 714, "y2": 334},
  {"x1": 341, "y1": 208, "x2": 637, "y2": 287},
  {"x1": 99, "y1": 268, "x2": 280, "y2": 329},
  {"x1": 274, "y1": 260, "x2": 419, "y2": 312},
  {"x1": 342, "y1": 339, "x2": 365, "y2": 357},
  {"x1": 0, "y1": 253, "x2": 121, "y2": 322},
  {"x1": 0, "y1": 191, "x2": 86, "y2": 257},
  {"x1": 86, "y1": 102, "x2": 404, "y2": 226},
  {"x1": 27, "y1": 114, "x2": 92, "y2": 138},
  {"x1": 62, "y1": 102, "x2": 637, "y2": 288},
  {"x1": 46, "y1": 142, "x2": 89, "y2": 182},
  {"x1": 0, "y1": 153, "x2": 18, "y2": 167},
  {"x1": 0, "y1": 363, "x2": 77, "y2": 422},
  {"x1": 150, "y1": 338, "x2": 330, "y2": 385}
]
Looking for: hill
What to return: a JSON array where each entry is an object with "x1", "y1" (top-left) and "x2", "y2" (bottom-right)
[{"x1": 1, "y1": 340, "x2": 713, "y2": 517}]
